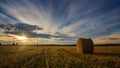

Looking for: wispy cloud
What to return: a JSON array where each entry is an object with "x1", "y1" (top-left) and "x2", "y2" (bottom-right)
[
  {"x1": 0, "y1": 13, "x2": 17, "y2": 24},
  {"x1": 0, "y1": 0, "x2": 120, "y2": 44}
]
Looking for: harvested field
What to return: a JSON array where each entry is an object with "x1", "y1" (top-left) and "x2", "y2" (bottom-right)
[{"x1": 0, "y1": 45, "x2": 120, "y2": 68}]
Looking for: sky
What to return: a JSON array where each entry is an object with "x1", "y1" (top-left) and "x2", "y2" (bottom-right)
[{"x1": 0, "y1": 0, "x2": 120, "y2": 45}]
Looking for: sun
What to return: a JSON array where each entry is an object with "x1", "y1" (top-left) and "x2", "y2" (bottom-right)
[{"x1": 17, "y1": 36, "x2": 27, "y2": 41}]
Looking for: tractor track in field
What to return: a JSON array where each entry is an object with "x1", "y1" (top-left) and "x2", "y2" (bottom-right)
[
  {"x1": 13, "y1": 48, "x2": 47, "y2": 68},
  {"x1": 44, "y1": 48, "x2": 60, "y2": 68},
  {"x1": 44, "y1": 48, "x2": 82, "y2": 68},
  {"x1": 43, "y1": 48, "x2": 70, "y2": 68}
]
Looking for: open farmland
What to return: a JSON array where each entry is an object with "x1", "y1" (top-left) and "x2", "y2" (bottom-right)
[{"x1": 0, "y1": 46, "x2": 120, "y2": 68}]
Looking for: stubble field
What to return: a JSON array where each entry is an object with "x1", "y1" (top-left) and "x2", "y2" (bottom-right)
[{"x1": 0, "y1": 45, "x2": 120, "y2": 68}]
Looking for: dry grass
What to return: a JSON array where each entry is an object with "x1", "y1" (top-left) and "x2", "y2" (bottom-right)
[{"x1": 0, "y1": 45, "x2": 120, "y2": 68}]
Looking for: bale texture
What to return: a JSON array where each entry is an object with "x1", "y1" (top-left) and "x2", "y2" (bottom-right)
[{"x1": 77, "y1": 38, "x2": 94, "y2": 54}]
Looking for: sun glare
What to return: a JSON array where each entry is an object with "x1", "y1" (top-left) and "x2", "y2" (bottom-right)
[{"x1": 17, "y1": 36, "x2": 27, "y2": 41}]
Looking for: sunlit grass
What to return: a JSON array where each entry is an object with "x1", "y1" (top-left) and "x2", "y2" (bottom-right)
[{"x1": 0, "y1": 46, "x2": 120, "y2": 68}]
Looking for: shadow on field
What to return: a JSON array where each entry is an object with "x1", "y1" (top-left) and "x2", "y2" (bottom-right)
[{"x1": 93, "y1": 53, "x2": 120, "y2": 56}]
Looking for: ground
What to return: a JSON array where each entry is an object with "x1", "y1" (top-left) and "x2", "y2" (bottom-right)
[{"x1": 0, "y1": 45, "x2": 120, "y2": 68}]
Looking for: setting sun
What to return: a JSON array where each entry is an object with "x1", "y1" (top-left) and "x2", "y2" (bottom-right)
[{"x1": 17, "y1": 36, "x2": 27, "y2": 41}]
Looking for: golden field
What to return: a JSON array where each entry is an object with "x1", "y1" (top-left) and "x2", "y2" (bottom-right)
[{"x1": 0, "y1": 45, "x2": 120, "y2": 68}]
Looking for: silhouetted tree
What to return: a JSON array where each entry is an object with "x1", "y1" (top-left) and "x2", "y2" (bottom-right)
[{"x1": 12, "y1": 43, "x2": 15, "y2": 46}]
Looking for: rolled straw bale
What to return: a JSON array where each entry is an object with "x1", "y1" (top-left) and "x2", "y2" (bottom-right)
[{"x1": 77, "y1": 38, "x2": 94, "y2": 54}]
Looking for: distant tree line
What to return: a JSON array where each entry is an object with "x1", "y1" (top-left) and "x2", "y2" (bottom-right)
[
  {"x1": 12, "y1": 43, "x2": 18, "y2": 46},
  {"x1": 0, "y1": 42, "x2": 19, "y2": 46}
]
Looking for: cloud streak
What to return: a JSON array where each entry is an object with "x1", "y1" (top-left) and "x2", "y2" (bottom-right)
[{"x1": 0, "y1": 0, "x2": 120, "y2": 44}]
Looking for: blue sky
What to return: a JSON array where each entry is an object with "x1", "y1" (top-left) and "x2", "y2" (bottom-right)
[{"x1": 0, "y1": 0, "x2": 120, "y2": 44}]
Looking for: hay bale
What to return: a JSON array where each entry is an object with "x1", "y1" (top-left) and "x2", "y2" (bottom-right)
[{"x1": 77, "y1": 38, "x2": 94, "y2": 54}]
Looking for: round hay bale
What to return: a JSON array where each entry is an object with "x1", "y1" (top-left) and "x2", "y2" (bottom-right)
[{"x1": 77, "y1": 38, "x2": 94, "y2": 54}]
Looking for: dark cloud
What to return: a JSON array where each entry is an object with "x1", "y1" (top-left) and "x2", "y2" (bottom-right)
[
  {"x1": 54, "y1": 32, "x2": 69, "y2": 37},
  {"x1": 52, "y1": 32, "x2": 76, "y2": 41},
  {"x1": 0, "y1": 23, "x2": 71, "y2": 39},
  {"x1": 100, "y1": 38, "x2": 120, "y2": 40},
  {"x1": 53, "y1": 32, "x2": 74, "y2": 38},
  {"x1": 22, "y1": 32, "x2": 53, "y2": 38},
  {"x1": 107, "y1": 38, "x2": 120, "y2": 40},
  {"x1": 57, "y1": 38, "x2": 76, "y2": 41},
  {"x1": 0, "y1": 23, "x2": 75, "y2": 39},
  {"x1": 0, "y1": 23, "x2": 43, "y2": 32},
  {"x1": 15, "y1": 23, "x2": 43, "y2": 31},
  {"x1": 0, "y1": 23, "x2": 47, "y2": 38}
]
